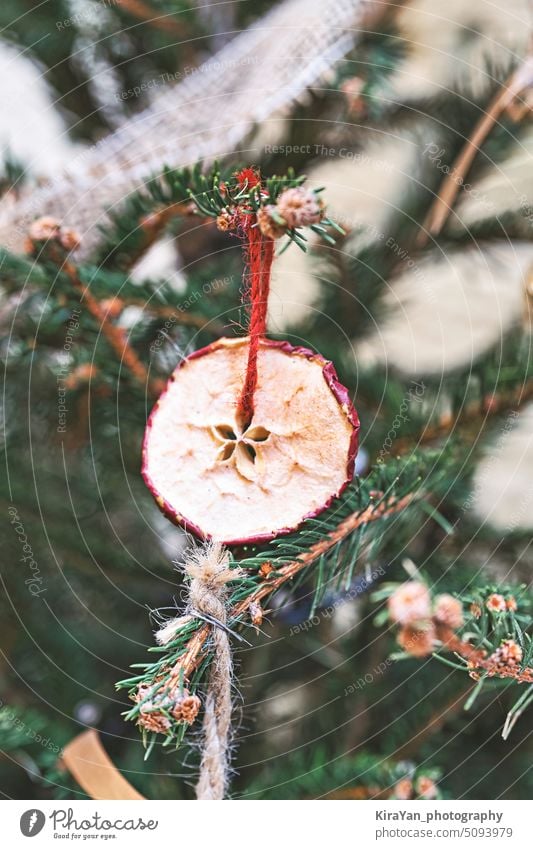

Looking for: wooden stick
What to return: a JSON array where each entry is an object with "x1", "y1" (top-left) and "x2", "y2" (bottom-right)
[
  {"x1": 418, "y1": 57, "x2": 533, "y2": 246},
  {"x1": 64, "y1": 260, "x2": 163, "y2": 395}
]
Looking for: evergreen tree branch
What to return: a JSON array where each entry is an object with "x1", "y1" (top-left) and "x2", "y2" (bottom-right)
[
  {"x1": 118, "y1": 453, "x2": 443, "y2": 747},
  {"x1": 166, "y1": 494, "x2": 413, "y2": 687},
  {"x1": 437, "y1": 626, "x2": 533, "y2": 685}
]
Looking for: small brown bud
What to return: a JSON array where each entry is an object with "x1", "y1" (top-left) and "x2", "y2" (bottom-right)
[
  {"x1": 416, "y1": 776, "x2": 438, "y2": 799},
  {"x1": 172, "y1": 693, "x2": 201, "y2": 724},
  {"x1": 216, "y1": 210, "x2": 235, "y2": 232},
  {"x1": 28, "y1": 216, "x2": 61, "y2": 242},
  {"x1": 134, "y1": 683, "x2": 201, "y2": 734},
  {"x1": 397, "y1": 622, "x2": 436, "y2": 658},
  {"x1": 59, "y1": 227, "x2": 81, "y2": 252},
  {"x1": 388, "y1": 581, "x2": 431, "y2": 626},
  {"x1": 27, "y1": 217, "x2": 80, "y2": 254},
  {"x1": 257, "y1": 206, "x2": 287, "y2": 240},
  {"x1": 489, "y1": 639, "x2": 523, "y2": 667},
  {"x1": 275, "y1": 187, "x2": 323, "y2": 229},
  {"x1": 259, "y1": 561, "x2": 274, "y2": 579},
  {"x1": 433, "y1": 594, "x2": 464, "y2": 629},
  {"x1": 393, "y1": 778, "x2": 413, "y2": 800}
]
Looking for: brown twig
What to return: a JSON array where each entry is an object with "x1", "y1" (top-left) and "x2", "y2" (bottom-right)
[
  {"x1": 115, "y1": 0, "x2": 189, "y2": 36},
  {"x1": 127, "y1": 201, "x2": 205, "y2": 270},
  {"x1": 167, "y1": 494, "x2": 414, "y2": 686},
  {"x1": 418, "y1": 57, "x2": 533, "y2": 247},
  {"x1": 394, "y1": 377, "x2": 533, "y2": 454},
  {"x1": 63, "y1": 260, "x2": 163, "y2": 396},
  {"x1": 111, "y1": 296, "x2": 226, "y2": 335}
]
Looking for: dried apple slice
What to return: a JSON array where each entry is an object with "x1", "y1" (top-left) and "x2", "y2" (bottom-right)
[{"x1": 142, "y1": 337, "x2": 359, "y2": 544}]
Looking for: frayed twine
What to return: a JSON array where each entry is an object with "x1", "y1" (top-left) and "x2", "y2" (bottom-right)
[
  {"x1": 156, "y1": 541, "x2": 243, "y2": 799},
  {"x1": 155, "y1": 541, "x2": 244, "y2": 646}
]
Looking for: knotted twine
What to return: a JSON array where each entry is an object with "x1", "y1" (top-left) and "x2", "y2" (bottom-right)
[{"x1": 156, "y1": 542, "x2": 243, "y2": 800}]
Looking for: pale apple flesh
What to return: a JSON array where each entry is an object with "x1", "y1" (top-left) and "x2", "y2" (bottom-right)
[{"x1": 142, "y1": 337, "x2": 359, "y2": 545}]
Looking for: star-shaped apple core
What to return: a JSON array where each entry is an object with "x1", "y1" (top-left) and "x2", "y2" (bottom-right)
[{"x1": 212, "y1": 422, "x2": 271, "y2": 481}]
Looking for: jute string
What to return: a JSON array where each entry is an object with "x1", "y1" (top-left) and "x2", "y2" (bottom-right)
[{"x1": 156, "y1": 543, "x2": 242, "y2": 800}]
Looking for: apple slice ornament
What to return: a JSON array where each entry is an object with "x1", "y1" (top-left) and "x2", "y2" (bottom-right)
[{"x1": 142, "y1": 169, "x2": 360, "y2": 544}]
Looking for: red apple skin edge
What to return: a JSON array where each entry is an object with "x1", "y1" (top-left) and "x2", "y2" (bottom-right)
[{"x1": 142, "y1": 337, "x2": 360, "y2": 546}]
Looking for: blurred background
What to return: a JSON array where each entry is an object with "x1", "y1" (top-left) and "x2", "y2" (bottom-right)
[{"x1": 1, "y1": 0, "x2": 532, "y2": 800}]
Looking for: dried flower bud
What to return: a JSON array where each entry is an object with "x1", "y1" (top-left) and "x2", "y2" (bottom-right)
[
  {"x1": 28, "y1": 216, "x2": 61, "y2": 242},
  {"x1": 393, "y1": 778, "x2": 413, "y2": 800},
  {"x1": 388, "y1": 581, "x2": 431, "y2": 626},
  {"x1": 489, "y1": 639, "x2": 523, "y2": 667},
  {"x1": 134, "y1": 683, "x2": 200, "y2": 734},
  {"x1": 486, "y1": 593, "x2": 506, "y2": 613},
  {"x1": 59, "y1": 227, "x2": 81, "y2": 252},
  {"x1": 137, "y1": 711, "x2": 171, "y2": 735},
  {"x1": 433, "y1": 594, "x2": 464, "y2": 629},
  {"x1": 259, "y1": 561, "x2": 273, "y2": 579},
  {"x1": 216, "y1": 210, "x2": 235, "y2": 232},
  {"x1": 397, "y1": 622, "x2": 436, "y2": 658},
  {"x1": 470, "y1": 602, "x2": 482, "y2": 619},
  {"x1": 257, "y1": 205, "x2": 287, "y2": 239},
  {"x1": 416, "y1": 775, "x2": 438, "y2": 799},
  {"x1": 172, "y1": 693, "x2": 201, "y2": 724},
  {"x1": 275, "y1": 186, "x2": 323, "y2": 229},
  {"x1": 27, "y1": 217, "x2": 80, "y2": 254}
]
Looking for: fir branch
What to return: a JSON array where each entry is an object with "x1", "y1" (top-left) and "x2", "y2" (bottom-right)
[
  {"x1": 95, "y1": 163, "x2": 343, "y2": 271},
  {"x1": 168, "y1": 493, "x2": 412, "y2": 684},
  {"x1": 245, "y1": 746, "x2": 441, "y2": 800},
  {"x1": 384, "y1": 577, "x2": 533, "y2": 728},
  {"x1": 117, "y1": 453, "x2": 440, "y2": 745},
  {"x1": 437, "y1": 626, "x2": 533, "y2": 684}
]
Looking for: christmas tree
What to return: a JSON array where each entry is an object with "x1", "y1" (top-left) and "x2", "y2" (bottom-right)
[{"x1": 1, "y1": 0, "x2": 532, "y2": 801}]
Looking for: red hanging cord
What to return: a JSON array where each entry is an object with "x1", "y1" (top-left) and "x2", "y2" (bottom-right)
[{"x1": 236, "y1": 222, "x2": 274, "y2": 426}]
